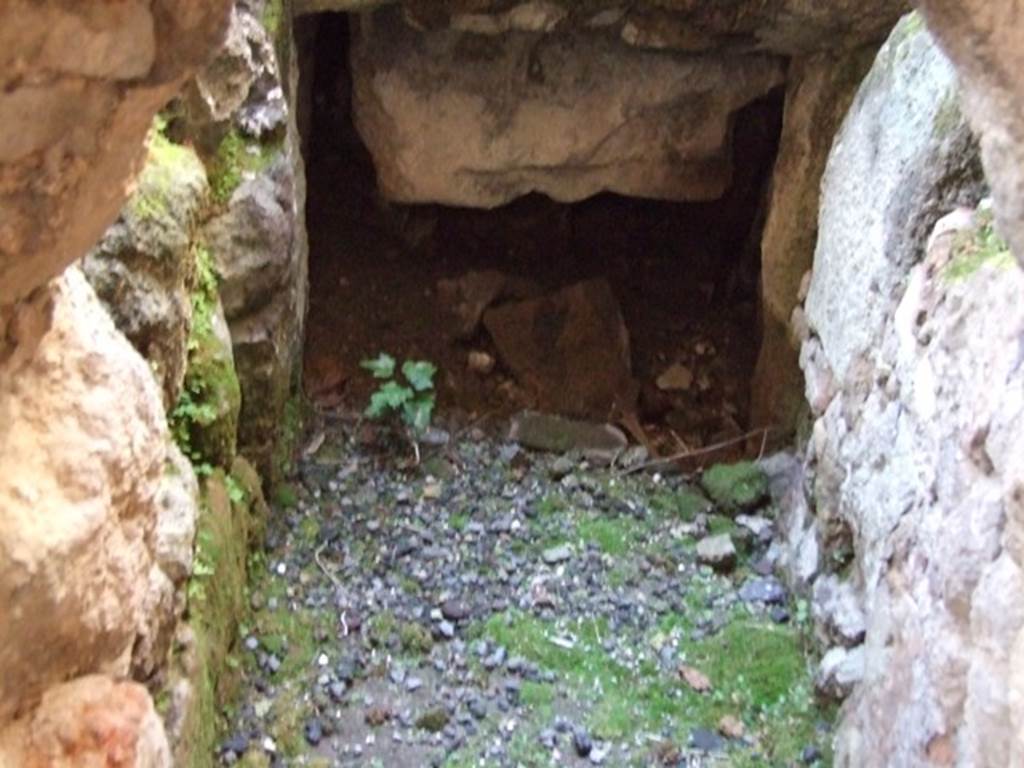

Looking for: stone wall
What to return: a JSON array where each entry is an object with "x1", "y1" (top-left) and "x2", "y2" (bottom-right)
[
  {"x1": 777, "y1": 13, "x2": 1024, "y2": 765},
  {"x1": 0, "y1": 1, "x2": 232, "y2": 764}
]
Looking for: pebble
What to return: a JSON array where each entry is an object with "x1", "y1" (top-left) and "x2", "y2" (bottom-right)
[
  {"x1": 690, "y1": 728, "x2": 726, "y2": 753},
  {"x1": 304, "y1": 718, "x2": 323, "y2": 746},
  {"x1": 573, "y1": 727, "x2": 593, "y2": 757},
  {"x1": 542, "y1": 544, "x2": 573, "y2": 565},
  {"x1": 739, "y1": 576, "x2": 787, "y2": 604},
  {"x1": 437, "y1": 620, "x2": 455, "y2": 639}
]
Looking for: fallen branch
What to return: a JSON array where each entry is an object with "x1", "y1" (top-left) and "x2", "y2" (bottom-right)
[
  {"x1": 314, "y1": 541, "x2": 343, "y2": 591},
  {"x1": 615, "y1": 426, "x2": 775, "y2": 477}
]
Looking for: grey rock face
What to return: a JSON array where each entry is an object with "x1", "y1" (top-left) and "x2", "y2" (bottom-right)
[
  {"x1": 351, "y1": 7, "x2": 785, "y2": 207},
  {"x1": 696, "y1": 534, "x2": 737, "y2": 572},
  {"x1": 82, "y1": 139, "x2": 209, "y2": 409},
  {"x1": 804, "y1": 13, "x2": 984, "y2": 386},
  {"x1": 799, "y1": 16, "x2": 1024, "y2": 765},
  {"x1": 815, "y1": 645, "x2": 864, "y2": 702}
]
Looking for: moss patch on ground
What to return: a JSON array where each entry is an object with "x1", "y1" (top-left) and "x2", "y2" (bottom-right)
[
  {"x1": 467, "y1": 606, "x2": 830, "y2": 766},
  {"x1": 700, "y1": 462, "x2": 769, "y2": 514},
  {"x1": 945, "y1": 210, "x2": 1015, "y2": 282}
]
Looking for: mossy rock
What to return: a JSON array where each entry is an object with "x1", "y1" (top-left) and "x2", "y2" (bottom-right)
[
  {"x1": 415, "y1": 707, "x2": 450, "y2": 733},
  {"x1": 172, "y1": 247, "x2": 242, "y2": 469},
  {"x1": 166, "y1": 469, "x2": 264, "y2": 766},
  {"x1": 700, "y1": 461, "x2": 769, "y2": 515}
]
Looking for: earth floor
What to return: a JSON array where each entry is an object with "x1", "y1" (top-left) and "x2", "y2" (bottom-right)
[{"x1": 217, "y1": 411, "x2": 834, "y2": 767}]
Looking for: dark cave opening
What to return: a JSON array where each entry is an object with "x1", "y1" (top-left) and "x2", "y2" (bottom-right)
[{"x1": 297, "y1": 12, "x2": 785, "y2": 456}]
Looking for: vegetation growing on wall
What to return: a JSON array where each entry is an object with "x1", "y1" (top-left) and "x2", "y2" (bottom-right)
[
  {"x1": 170, "y1": 244, "x2": 242, "y2": 469},
  {"x1": 207, "y1": 129, "x2": 281, "y2": 206}
]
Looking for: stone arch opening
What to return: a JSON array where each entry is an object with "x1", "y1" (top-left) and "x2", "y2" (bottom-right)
[{"x1": 298, "y1": 10, "x2": 785, "y2": 456}]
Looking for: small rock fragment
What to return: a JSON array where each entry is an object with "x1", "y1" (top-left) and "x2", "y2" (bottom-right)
[
  {"x1": 542, "y1": 544, "x2": 573, "y2": 565},
  {"x1": 573, "y1": 727, "x2": 593, "y2": 757},
  {"x1": 678, "y1": 664, "x2": 712, "y2": 693},
  {"x1": 696, "y1": 533, "x2": 737, "y2": 571},
  {"x1": 656, "y1": 363, "x2": 694, "y2": 391},
  {"x1": 718, "y1": 714, "x2": 745, "y2": 740},
  {"x1": 468, "y1": 350, "x2": 495, "y2": 375}
]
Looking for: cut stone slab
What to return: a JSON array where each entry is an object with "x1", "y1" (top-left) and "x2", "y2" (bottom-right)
[
  {"x1": 351, "y1": 7, "x2": 785, "y2": 206},
  {"x1": 542, "y1": 544, "x2": 573, "y2": 565},
  {"x1": 696, "y1": 534, "x2": 737, "y2": 571},
  {"x1": 509, "y1": 411, "x2": 628, "y2": 465},
  {"x1": 485, "y1": 279, "x2": 633, "y2": 419}
]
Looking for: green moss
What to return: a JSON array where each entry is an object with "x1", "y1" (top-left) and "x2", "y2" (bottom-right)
[
  {"x1": 648, "y1": 486, "x2": 712, "y2": 520},
  {"x1": 171, "y1": 470, "x2": 267, "y2": 766},
  {"x1": 128, "y1": 118, "x2": 204, "y2": 223},
  {"x1": 170, "y1": 245, "x2": 242, "y2": 468},
  {"x1": 272, "y1": 482, "x2": 299, "y2": 509},
  {"x1": 416, "y1": 707, "x2": 450, "y2": 733},
  {"x1": 700, "y1": 462, "x2": 768, "y2": 514},
  {"x1": 576, "y1": 515, "x2": 645, "y2": 556},
  {"x1": 208, "y1": 129, "x2": 281, "y2": 206},
  {"x1": 399, "y1": 621, "x2": 434, "y2": 655},
  {"x1": 366, "y1": 611, "x2": 399, "y2": 648},
  {"x1": 261, "y1": 0, "x2": 285, "y2": 38},
  {"x1": 945, "y1": 211, "x2": 1015, "y2": 281},
  {"x1": 536, "y1": 493, "x2": 568, "y2": 517},
  {"x1": 271, "y1": 393, "x2": 308, "y2": 489},
  {"x1": 474, "y1": 608, "x2": 830, "y2": 763},
  {"x1": 450, "y1": 512, "x2": 469, "y2": 532}
]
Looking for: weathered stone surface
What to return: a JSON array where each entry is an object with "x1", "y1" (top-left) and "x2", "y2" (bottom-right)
[
  {"x1": 0, "y1": 0, "x2": 232, "y2": 312},
  {"x1": 509, "y1": 411, "x2": 627, "y2": 464},
  {"x1": 804, "y1": 14, "x2": 985, "y2": 386},
  {"x1": 351, "y1": 8, "x2": 785, "y2": 206},
  {"x1": 815, "y1": 645, "x2": 864, "y2": 702},
  {"x1": 799, "y1": 20, "x2": 1023, "y2": 763},
  {"x1": 82, "y1": 133, "x2": 209, "y2": 409},
  {"x1": 154, "y1": 444, "x2": 201, "y2": 586},
  {"x1": 0, "y1": 268, "x2": 170, "y2": 722},
  {"x1": 816, "y1": 201, "x2": 1024, "y2": 767},
  {"x1": 696, "y1": 534, "x2": 737, "y2": 572},
  {"x1": 920, "y1": 0, "x2": 1024, "y2": 263},
  {"x1": 750, "y1": 47, "x2": 877, "y2": 430},
  {"x1": 484, "y1": 279, "x2": 632, "y2": 419},
  {"x1": 0, "y1": 675, "x2": 171, "y2": 768},
  {"x1": 206, "y1": 165, "x2": 296, "y2": 321},
  {"x1": 811, "y1": 574, "x2": 866, "y2": 648},
  {"x1": 181, "y1": 3, "x2": 288, "y2": 147},
  {"x1": 305, "y1": 0, "x2": 907, "y2": 57}
]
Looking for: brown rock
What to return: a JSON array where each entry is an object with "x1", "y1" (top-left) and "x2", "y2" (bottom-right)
[
  {"x1": 0, "y1": 269, "x2": 172, "y2": 722},
  {"x1": 678, "y1": 664, "x2": 712, "y2": 693},
  {"x1": 484, "y1": 279, "x2": 632, "y2": 419},
  {"x1": 0, "y1": 675, "x2": 171, "y2": 768},
  {"x1": 0, "y1": 0, "x2": 232, "y2": 310}
]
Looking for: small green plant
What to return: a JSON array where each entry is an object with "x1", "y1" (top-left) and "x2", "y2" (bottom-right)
[{"x1": 361, "y1": 353, "x2": 437, "y2": 459}]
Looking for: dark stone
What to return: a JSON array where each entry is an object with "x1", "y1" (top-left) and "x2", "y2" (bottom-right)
[
  {"x1": 739, "y1": 577, "x2": 787, "y2": 605},
  {"x1": 573, "y1": 727, "x2": 593, "y2": 757},
  {"x1": 304, "y1": 718, "x2": 323, "y2": 746},
  {"x1": 802, "y1": 745, "x2": 823, "y2": 764},
  {"x1": 690, "y1": 728, "x2": 726, "y2": 753}
]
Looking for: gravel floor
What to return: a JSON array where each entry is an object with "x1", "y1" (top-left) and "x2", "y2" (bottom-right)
[{"x1": 218, "y1": 414, "x2": 833, "y2": 768}]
